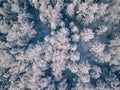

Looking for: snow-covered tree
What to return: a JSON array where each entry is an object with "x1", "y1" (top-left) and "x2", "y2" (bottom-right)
[{"x1": 0, "y1": 0, "x2": 120, "y2": 89}]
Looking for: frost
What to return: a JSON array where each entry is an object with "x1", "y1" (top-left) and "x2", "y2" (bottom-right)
[
  {"x1": 96, "y1": 26, "x2": 108, "y2": 35},
  {"x1": 90, "y1": 66, "x2": 101, "y2": 79},
  {"x1": 103, "y1": 0, "x2": 120, "y2": 25},
  {"x1": 66, "y1": 3, "x2": 75, "y2": 17},
  {"x1": 80, "y1": 28, "x2": 94, "y2": 42},
  {"x1": 6, "y1": 21, "x2": 36, "y2": 46},
  {"x1": 76, "y1": 3, "x2": 99, "y2": 24},
  {"x1": 89, "y1": 42, "x2": 105, "y2": 54},
  {"x1": 109, "y1": 36, "x2": 120, "y2": 65},
  {"x1": 0, "y1": 0, "x2": 120, "y2": 89}
]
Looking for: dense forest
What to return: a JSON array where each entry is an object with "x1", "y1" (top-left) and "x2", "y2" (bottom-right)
[{"x1": 0, "y1": 0, "x2": 120, "y2": 90}]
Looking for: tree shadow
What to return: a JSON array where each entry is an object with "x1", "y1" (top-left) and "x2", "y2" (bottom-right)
[
  {"x1": 21, "y1": 0, "x2": 50, "y2": 44},
  {"x1": 62, "y1": 69, "x2": 78, "y2": 90}
]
